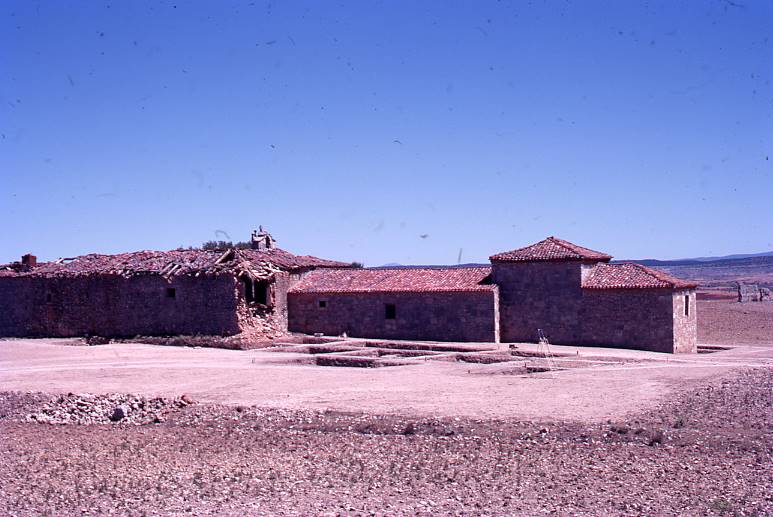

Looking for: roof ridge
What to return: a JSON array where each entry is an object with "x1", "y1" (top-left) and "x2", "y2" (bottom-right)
[
  {"x1": 549, "y1": 236, "x2": 582, "y2": 255},
  {"x1": 490, "y1": 236, "x2": 612, "y2": 263}
]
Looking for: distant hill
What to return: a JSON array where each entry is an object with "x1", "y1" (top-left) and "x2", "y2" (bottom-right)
[
  {"x1": 621, "y1": 255, "x2": 773, "y2": 288},
  {"x1": 689, "y1": 250, "x2": 773, "y2": 262},
  {"x1": 377, "y1": 263, "x2": 488, "y2": 269},
  {"x1": 622, "y1": 250, "x2": 773, "y2": 267}
]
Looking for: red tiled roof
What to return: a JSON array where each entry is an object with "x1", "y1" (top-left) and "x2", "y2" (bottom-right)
[
  {"x1": 490, "y1": 237, "x2": 612, "y2": 263},
  {"x1": 1, "y1": 248, "x2": 349, "y2": 279},
  {"x1": 289, "y1": 266, "x2": 495, "y2": 294},
  {"x1": 582, "y1": 263, "x2": 698, "y2": 290}
]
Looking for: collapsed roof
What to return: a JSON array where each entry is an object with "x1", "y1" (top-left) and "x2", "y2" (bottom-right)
[{"x1": 0, "y1": 248, "x2": 350, "y2": 280}]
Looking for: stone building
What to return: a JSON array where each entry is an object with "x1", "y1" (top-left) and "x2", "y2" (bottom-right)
[
  {"x1": 0, "y1": 234, "x2": 348, "y2": 339},
  {"x1": 288, "y1": 267, "x2": 499, "y2": 342},
  {"x1": 737, "y1": 283, "x2": 772, "y2": 303},
  {"x1": 288, "y1": 237, "x2": 698, "y2": 353},
  {"x1": 1, "y1": 234, "x2": 698, "y2": 353}
]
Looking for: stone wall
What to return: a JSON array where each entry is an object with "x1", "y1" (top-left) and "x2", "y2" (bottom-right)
[
  {"x1": 288, "y1": 290, "x2": 499, "y2": 342},
  {"x1": 738, "y1": 284, "x2": 760, "y2": 302},
  {"x1": 492, "y1": 260, "x2": 697, "y2": 353},
  {"x1": 492, "y1": 261, "x2": 584, "y2": 344},
  {"x1": 234, "y1": 271, "x2": 298, "y2": 338},
  {"x1": 737, "y1": 284, "x2": 772, "y2": 303},
  {"x1": 579, "y1": 289, "x2": 678, "y2": 353},
  {"x1": 0, "y1": 274, "x2": 243, "y2": 337},
  {"x1": 672, "y1": 290, "x2": 698, "y2": 353}
]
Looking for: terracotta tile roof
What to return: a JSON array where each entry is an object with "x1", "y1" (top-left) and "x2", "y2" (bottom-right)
[
  {"x1": 289, "y1": 266, "x2": 496, "y2": 294},
  {"x1": 490, "y1": 236, "x2": 612, "y2": 263},
  {"x1": 1, "y1": 248, "x2": 349, "y2": 279},
  {"x1": 583, "y1": 262, "x2": 698, "y2": 290}
]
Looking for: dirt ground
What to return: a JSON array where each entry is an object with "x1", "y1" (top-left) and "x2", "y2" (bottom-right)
[
  {"x1": 698, "y1": 299, "x2": 773, "y2": 345},
  {"x1": 0, "y1": 368, "x2": 770, "y2": 516},
  {"x1": 1, "y1": 302, "x2": 771, "y2": 515},
  {"x1": 2, "y1": 337, "x2": 771, "y2": 422}
]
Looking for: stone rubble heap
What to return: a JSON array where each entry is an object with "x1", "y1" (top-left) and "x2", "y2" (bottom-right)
[{"x1": 25, "y1": 392, "x2": 194, "y2": 425}]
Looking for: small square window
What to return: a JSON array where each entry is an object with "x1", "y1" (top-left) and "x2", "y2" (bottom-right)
[
  {"x1": 319, "y1": 300, "x2": 327, "y2": 308},
  {"x1": 166, "y1": 288, "x2": 176, "y2": 299},
  {"x1": 385, "y1": 303, "x2": 396, "y2": 320}
]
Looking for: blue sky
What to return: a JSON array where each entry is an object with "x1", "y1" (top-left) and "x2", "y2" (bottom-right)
[{"x1": 1, "y1": 0, "x2": 771, "y2": 266}]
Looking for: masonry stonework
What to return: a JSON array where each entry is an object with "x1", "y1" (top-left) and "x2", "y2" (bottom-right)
[
  {"x1": 672, "y1": 290, "x2": 698, "y2": 354},
  {"x1": 0, "y1": 233, "x2": 350, "y2": 340},
  {"x1": 579, "y1": 289, "x2": 675, "y2": 353},
  {"x1": 491, "y1": 261, "x2": 585, "y2": 344},
  {"x1": 1, "y1": 234, "x2": 699, "y2": 353},
  {"x1": 288, "y1": 290, "x2": 499, "y2": 343},
  {"x1": 0, "y1": 274, "x2": 242, "y2": 338}
]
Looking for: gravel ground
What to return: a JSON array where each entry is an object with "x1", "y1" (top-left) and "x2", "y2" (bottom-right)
[
  {"x1": 25, "y1": 393, "x2": 193, "y2": 425},
  {"x1": 0, "y1": 368, "x2": 770, "y2": 516},
  {"x1": 698, "y1": 300, "x2": 773, "y2": 345}
]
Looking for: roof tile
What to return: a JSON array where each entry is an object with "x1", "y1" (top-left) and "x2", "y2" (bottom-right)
[
  {"x1": 289, "y1": 266, "x2": 495, "y2": 294},
  {"x1": 583, "y1": 262, "x2": 697, "y2": 290},
  {"x1": 490, "y1": 237, "x2": 612, "y2": 263}
]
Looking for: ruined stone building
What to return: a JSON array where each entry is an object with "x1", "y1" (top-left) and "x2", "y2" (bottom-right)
[
  {"x1": 737, "y1": 283, "x2": 772, "y2": 303},
  {"x1": 0, "y1": 233, "x2": 697, "y2": 353},
  {"x1": 0, "y1": 230, "x2": 348, "y2": 339}
]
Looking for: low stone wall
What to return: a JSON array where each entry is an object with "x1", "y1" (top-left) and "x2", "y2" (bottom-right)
[
  {"x1": 738, "y1": 284, "x2": 761, "y2": 303},
  {"x1": 288, "y1": 290, "x2": 499, "y2": 343},
  {"x1": 0, "y1": 274, "x2": 243, "y2": 338},
  {"x1": 737, "y1": 284, "x2": 772, "y2": 303}
]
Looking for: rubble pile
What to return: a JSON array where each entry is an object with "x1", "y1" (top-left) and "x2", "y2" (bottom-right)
[{"x1": 25, "y1": 393, "x2": 194, "y2": 425}]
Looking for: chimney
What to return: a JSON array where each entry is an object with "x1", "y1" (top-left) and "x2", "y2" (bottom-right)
[
  {"x1": 21, "y1": 254, "x2": 37, "y2": 268},
  {"x1": 250, "y1": 226, "x2": 276, "y2": 250}
]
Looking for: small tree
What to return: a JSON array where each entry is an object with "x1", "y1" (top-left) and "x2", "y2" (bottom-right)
[
  {"x1": 201, "y1": 240, "x2": 252, "y2": 250},
  {"x1": 202, "y1": 240, "x2": 233, "y2": 250}
]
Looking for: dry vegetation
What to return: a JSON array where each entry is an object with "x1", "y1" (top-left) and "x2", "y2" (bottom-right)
[{"x1": 1, "y1": 368, "x2": 770, "y2": 516}]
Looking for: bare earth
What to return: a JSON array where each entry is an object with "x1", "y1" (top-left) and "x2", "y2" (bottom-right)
[
  {"x1": 0, "y1": 369, "x2": 770, "y2": 516},
  {"x1": 1, "y1": 338, "x2": 770, "y2": 421},
  {"x1": 0, "y1": 300, "x2": 771, "y2": 515},
  {"x1": 698, "y1": 299, "x2": 773, "y2": 345}
]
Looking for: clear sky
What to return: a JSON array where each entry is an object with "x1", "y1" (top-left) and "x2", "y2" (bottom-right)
[{"x1": 1, "y1": 1, "x2": 771, "y2": 266}]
